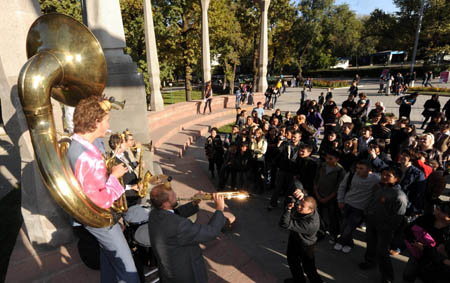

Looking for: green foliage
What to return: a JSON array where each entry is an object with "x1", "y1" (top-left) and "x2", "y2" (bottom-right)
[
  {"x1": 409, "y1": 86, "x2": 450, "y2": 93},
  {"x1": 38, "y1": 0, "x2": 82, "y2": 22},
  {"x1": 311, "y1": 80, "x2": 349, "y2": 88},
  {"x1": 162, "y1": 90, "x2": 202, "y2": 105},
  {"x1": 39, "y1": 0, "x2": 450, "y2": 92},
  {"x1": 304, "y1": 64, "x2": 450, "y2": 79},
  {"x1": 218, "y1": 122, "x2": 235, "y2": 134}
]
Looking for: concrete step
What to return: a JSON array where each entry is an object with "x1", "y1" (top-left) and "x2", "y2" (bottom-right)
[
  {"x1": 6, "y1": 229, "x2": 98, "y2": 283},
  {"x1": 149, "y1": 108, "x2": 236, "y2": 150},
  {"x1": 154, "y1": 114, "x2": 236, "y2": 158},
  {"x1": 148, "y1": 93, "x2": 265, "y2": 148}
]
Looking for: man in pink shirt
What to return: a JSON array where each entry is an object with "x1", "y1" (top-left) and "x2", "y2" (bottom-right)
[{"x1": 68, "y1": 96, "x2": 139, "y2": 283}]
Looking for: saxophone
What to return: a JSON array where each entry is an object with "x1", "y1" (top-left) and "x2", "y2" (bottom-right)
[
  {"x1": 136, "y1": 144, "x2": 152, "y2": 198},
  {"x1": 105, "y1": 148, "x2": 128, "y2": 213}
]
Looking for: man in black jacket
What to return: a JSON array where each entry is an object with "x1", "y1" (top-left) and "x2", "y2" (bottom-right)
[
  {"x1": 280, "y1": 195, "x2": 323, "y2": 283},
  {"x1": 269, "y1": 131, "x2": 302, "y2": 209},
  {"x1": 148, "y1": 184, "x2": 226, "y2": 283}
]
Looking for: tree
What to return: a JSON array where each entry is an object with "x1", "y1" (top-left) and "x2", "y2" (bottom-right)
[
  {"x1": 209, "y1": 0, "x2": 244, "y2": 94},
  {"x1": 292, "y1": 0, "x2": 333, "y2": 77},
  {"x1": 420, "y1": 0, "x2": 450, "y2": 60},
  {"x1": 152, "y1": 0, "x2": 201, "y2": 101},
  {"x1": 268, "y1": 0, "x2": 297, "y2": 75},
  {"x1": 39, "y1": 0, "x2": 82, "y2": 22}
]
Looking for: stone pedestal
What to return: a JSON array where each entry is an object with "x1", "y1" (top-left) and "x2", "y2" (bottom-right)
[
  {"x1": 0, "y1": 0, "x2": 73, "y2": 248},
  {"x1": 143, "y1": 0, "x2": 164, "y2": 112},
  {"x1": 84, "y1": 0, "x2": 157, "y2": 174},
  {"x1": 200, "y1": 0, "x2": 211, "y2": 96},
  {"x1": 257, "y1": 0, "x2": 270, "y2": 93}
]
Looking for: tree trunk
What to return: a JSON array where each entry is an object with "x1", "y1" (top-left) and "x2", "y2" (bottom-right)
[
  {"x1": 185, "y1": 63, "x2": 192, "y2": 101},
  {"x1": 182, "y1": 14, "x2": 192, "y2": 101},
  {"x1": 270, "y1": 46, "x2": 277, "y2": 75},
  {"x1": 229, "y1": 62, "x2": 237, "y2": 95},
  {"x1": 222, "y1": 77, "x2": 227, "y2": 90},
  {"x1": 298, "y1": 42, "x2": 310, "y2": 80}
]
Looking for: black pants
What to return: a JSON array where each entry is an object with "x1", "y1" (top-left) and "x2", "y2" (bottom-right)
[
  {"x1": 208, "y1": 157, "x2": 223, "y2": 176},
  {"x1": 337, "y1": 204, "x2": 364, "y2": 247},
  {"x1": 203, "y1": 98, "x2": 212, "y2": 113},
  {"x1": 365, "y1": 216, "x2": 398, "y2": 282},
  {"x1": 399, "y1": 104, "x2": 412, "y2": 120},
  {"x1": 318, "y1": 199, "x2": 340, "y2": 238},
  {"x1": 287, "y1": 234, "x2": 323, "y2": 283},
  {"x1": 252, "y1": 159, "x2": 266, "y2": 192},
  {"x1": 270, "y1": 170, "x2": 293, "y2": 206}
]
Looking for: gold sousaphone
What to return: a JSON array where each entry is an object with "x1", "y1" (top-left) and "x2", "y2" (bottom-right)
[{"x1": 18, "y1": 13, "x2": 116, "y2": 228}]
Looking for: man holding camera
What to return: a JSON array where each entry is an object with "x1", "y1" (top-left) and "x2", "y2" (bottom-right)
[{"x1": 280, "y1": 189, "x2": 323, "y2": 283}]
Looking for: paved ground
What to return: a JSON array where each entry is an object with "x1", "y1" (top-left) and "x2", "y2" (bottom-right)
[{"x1": 175, "y1": 80, "x2": 450, "y2": 283}]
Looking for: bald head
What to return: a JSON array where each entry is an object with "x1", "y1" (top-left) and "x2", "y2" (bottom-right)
[
  {"x1": 304, "y1": 196, "x2": 317, "y2": 211},
  {"x1": 297, "y1": 196, "x2": 317, "y2": 215}
]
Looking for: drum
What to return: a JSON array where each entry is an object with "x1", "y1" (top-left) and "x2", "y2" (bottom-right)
[
  {"x1": 134, "y1": 223, "x2": 157, "y2": 268},
  {"x1": 134, "y1": 223, "x2": 151, "y2": 247},
  {"x1": 124, "y1": 204, "x2": 151, "y2": 225}
]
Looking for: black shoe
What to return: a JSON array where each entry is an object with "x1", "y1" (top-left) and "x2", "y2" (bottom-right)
[
  {"x1": 283, "y1": 279, "x2": 294, "y2": 283},
  {"x1": 358, "y1": 261, "x2": 375, "y2": 270}
]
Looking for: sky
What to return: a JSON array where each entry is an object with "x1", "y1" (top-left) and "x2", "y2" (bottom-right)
[{"x1": 334, "y1": 0, "x2": 398, "y2": 15}]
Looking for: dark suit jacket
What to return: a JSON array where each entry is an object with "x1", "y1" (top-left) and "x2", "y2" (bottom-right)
[{"x1": 148, "y1": 203, "x2": 225, "y2": 283}]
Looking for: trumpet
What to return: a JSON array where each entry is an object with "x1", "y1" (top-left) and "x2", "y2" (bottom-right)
[
  {"x1": 177, "y1": 191, "x2": 250, "y2": 201},
  {"x1": 108, "y1": 96, "x2": 126, "y2": 110}
]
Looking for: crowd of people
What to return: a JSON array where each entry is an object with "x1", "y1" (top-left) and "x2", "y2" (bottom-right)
[
  {"x1": 204, "y1": 84, "x2": 450, "y2": 283},
  {"x1": 378, "y1": 70, "x2": 434, "y2": 96}
]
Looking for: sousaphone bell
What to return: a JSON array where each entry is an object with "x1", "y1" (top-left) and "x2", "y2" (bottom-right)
[{"x1": 18, "y1": 13, "x2": 116, "y2": 228}]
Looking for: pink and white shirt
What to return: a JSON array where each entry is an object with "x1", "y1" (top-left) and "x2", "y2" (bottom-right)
[{"x1": 70, "y1": 134, "x2": 124, "y2": 209}]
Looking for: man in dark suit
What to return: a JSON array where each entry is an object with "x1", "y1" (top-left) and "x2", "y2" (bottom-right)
[{"x1": 148, "y1": 184, "x2": 226, "y2": 283}]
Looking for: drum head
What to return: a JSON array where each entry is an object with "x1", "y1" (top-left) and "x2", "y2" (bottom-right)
[
  {"x1": 134, "y1": 223, "x2": 151, "y2": 247},
  {"x1": 124, "y1": 205, "x2": 151, "y2": 224}
]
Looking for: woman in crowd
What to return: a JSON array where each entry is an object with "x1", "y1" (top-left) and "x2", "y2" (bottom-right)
[{"x1": 421, "y1": 94, "x2": 441, "y2": 129}]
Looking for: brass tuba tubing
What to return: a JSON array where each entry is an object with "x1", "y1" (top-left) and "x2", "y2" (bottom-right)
[{"x1": 18, "y1": 14, "x2": 113, "y2": 228}]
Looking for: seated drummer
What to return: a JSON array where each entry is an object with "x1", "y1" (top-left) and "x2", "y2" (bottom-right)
[{"x1": 108, "y1": 133, "x2": 141, "y2": 206}]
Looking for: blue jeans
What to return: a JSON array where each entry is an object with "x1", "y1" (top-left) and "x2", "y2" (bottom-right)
[
  {"x1": 235, "y1": 97, "x2": 240, "y2": 109},
  {"x1": 337, "y1": 204, "x2": 364, "y2": 247},
  {"x1": 272, "y1": 96, "x2": 278, "y2": 109}
]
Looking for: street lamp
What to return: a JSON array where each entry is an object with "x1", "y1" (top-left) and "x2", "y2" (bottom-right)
[{"x1": 410, "y1": 0, "x2": 426, "y2": 73}]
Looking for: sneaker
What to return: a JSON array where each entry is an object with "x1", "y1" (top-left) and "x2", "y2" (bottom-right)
[
  {"x1": 333, "y1": 243, "x2": 343, "y2": 251},
  {"x1": 359, "y1": 222, "x2": 366, "y2": 231},
  {"x1": 342, "y1": 246, "x2": 352, "y2": 253}
]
